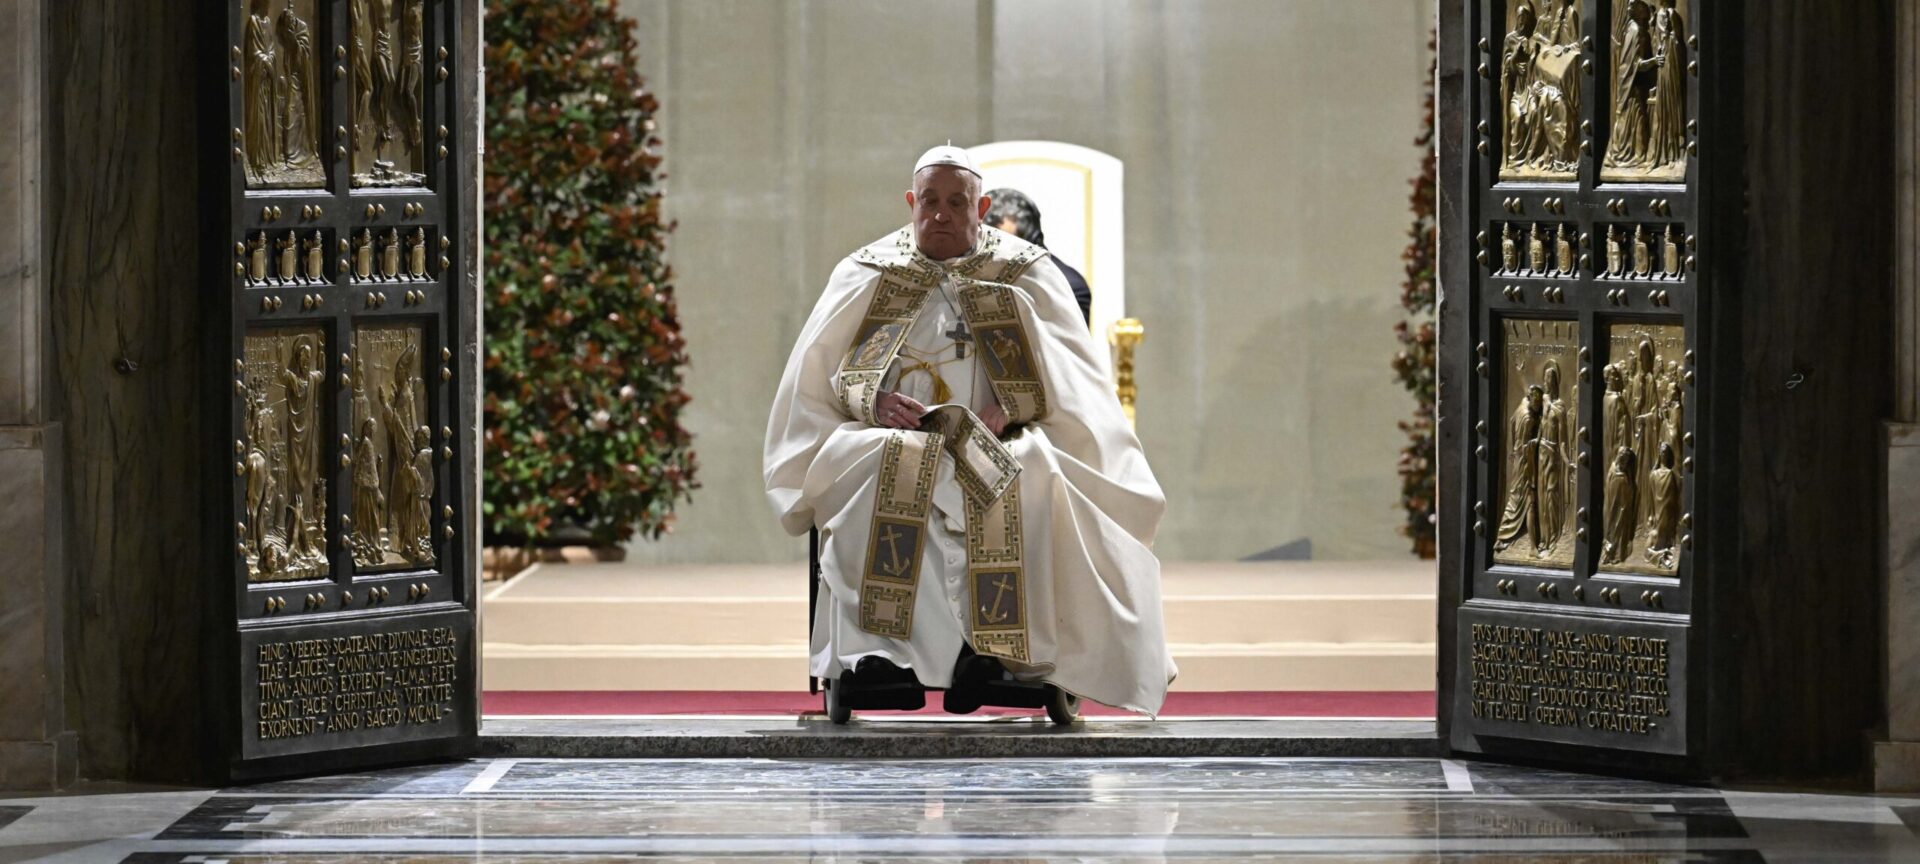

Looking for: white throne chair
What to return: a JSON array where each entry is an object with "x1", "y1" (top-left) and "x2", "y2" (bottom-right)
[
  {"x1": 966, "y1": 141, "x2": 1139, "y2": 422},
  {"x1": 966, "y1": 141, "x2": 1126, "y2": 340}
]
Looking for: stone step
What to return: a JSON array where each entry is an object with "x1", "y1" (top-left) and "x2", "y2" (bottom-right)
[
  {"x1": 483, "y1": 594, "x2": 1432, "y2": 646},
  {"x1": 480, "y1": 560, "x2": 1437, "y2": 694},
  {"x1": 482, "y1": 561, "x2": 1436, "y2": 647},
  {"x1": 481, "y1": 640, "x2": 1436, "y2": 693}
]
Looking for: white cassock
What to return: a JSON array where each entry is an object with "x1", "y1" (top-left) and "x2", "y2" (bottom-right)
[{"x1": 764, "y1": 225, "x2": 1176, "y2": 715}]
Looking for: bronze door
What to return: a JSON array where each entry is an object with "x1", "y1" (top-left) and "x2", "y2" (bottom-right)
[
  {"x1": 218, "y1": 0, "x2": 475, "y2": 779},
  {"x1": 1440, "y1": 0, "x2": 1721, "y2": 769}
]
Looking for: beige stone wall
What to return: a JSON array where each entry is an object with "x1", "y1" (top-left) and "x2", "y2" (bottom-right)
[{"x1": 613, "y1": 0, "x2": 1432, "y2": 563}]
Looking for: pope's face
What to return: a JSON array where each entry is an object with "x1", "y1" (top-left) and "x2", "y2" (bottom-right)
[{"x1": 907, "y1": 166, "x2": 990, "y2": 261}]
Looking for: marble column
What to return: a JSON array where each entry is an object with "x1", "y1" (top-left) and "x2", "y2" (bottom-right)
[
  {"x1": 0, "y1": 0, "x2": 76, "y2": 790},
  {"x1": 1878, "y1": 0, "x2": 1920, "y2": 793}
]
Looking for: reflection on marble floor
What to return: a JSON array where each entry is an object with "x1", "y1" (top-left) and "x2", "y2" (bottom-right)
[{"x1": 0, "y1": 758, "x2": 1916, "y2": 862}]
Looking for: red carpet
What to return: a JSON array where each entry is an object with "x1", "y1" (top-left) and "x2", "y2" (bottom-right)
[{"x1": 484, "y1": 690, "x2": 1435, "y2": 718}]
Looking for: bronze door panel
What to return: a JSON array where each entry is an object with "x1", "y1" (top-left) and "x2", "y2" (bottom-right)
[
  {"x1": 1448, "y1": 0, "x2": 1708, "y2": 763},
  {"x1": 219, "y1": 0, "x2": 473, "y2": 779},
  {"x1": 1597, "y1": 322, "x2": 1686, "y2": 577},
  {"x1": 1491, "y1": 318, "x2": 1581, "y2": 571},
  {"x1": 350, "y1": 0, "x2": 429, "y2": 187},
  {"x1": 241, "y1": 0, "x2": 328, "y2": 189},
  {"x1": 1497, "y1": 0, "x2": 1587, "y2": 182},
  {"x1": 1600, "y1": 0, "x2": 1690, "y2": 183},
  {"x1": 239, "y1": 327, "x2": 333, "y2": 583},
  {"x1": 349, "y1": 322, "x2": 437, "y2": 572}
]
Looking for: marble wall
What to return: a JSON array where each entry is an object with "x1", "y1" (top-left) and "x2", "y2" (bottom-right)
[
  {"x1": 1880, "y1": 0, "x2": 1920, "y2": 792},
  {"x1": 0, "y1": 0, "x2": 45, "y2": 426},
  {"x1": 612, "y1": 0, "x2": 1433, "y2": 564}
]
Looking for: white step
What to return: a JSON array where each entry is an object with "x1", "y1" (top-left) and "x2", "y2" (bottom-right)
[
  {"x1": 481, "y1": 641, "x2": 1436, "y2": 692},
  {"x1": 480, "y1": 560, "x2": 1437, "y2": 694},
  {"x1": 482, "y1": 561, "x2": 1435, "y2": 647}
]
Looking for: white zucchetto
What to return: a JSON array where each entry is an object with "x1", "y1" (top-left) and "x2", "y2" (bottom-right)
[{"x1": 913, "y1": 142, "x2": 980, "y2": 178}]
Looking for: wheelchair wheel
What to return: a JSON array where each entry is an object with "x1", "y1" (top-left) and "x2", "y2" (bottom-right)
[
  {"x1": 1044, "y1": 685, "x2": 1080, "y2": 726},
  {"x1": 824, "y1": 679, "x2": 852, "y2": 725}
]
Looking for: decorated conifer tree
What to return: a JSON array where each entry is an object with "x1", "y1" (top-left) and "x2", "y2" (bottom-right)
[
  {"x1": 483, "y1": 0, "x2": 697, "y2": 546},
  {"x1": 1391, "y1": 31, "x2": 1439, "y2": 559}
]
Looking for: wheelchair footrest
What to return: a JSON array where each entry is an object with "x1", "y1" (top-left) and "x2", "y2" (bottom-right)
[{"x1": 833, "y1": 681, "x2": 927, "y2": 712}]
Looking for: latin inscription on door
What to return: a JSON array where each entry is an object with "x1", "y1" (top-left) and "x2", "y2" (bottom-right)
[
  {"x1": 1458, "y1": 606, "x2": 1686, "y2": 754},
  {"x1": 241, "y1": 609, "x2": 472, "y2": 759},
  {"x1": 255, "y1": 626, "x2": 456, "y2": 740}
]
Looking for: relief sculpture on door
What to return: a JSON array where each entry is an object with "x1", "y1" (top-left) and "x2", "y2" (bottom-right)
[
  {"x1": 1603, "y1": 0, "x2": 1689, "y2": 182},
  {"x1": 1493, "y1": 319, "x2": 1581, "y2": 570},
  {"x1": 241, "y1": 0, "x2": 325, "y2": 189},
  {"x1": 1500, "y1": 0, "x2": 1584, "y2": 181}
]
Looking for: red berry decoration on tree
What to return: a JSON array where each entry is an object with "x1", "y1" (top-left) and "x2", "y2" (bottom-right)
[
  {"x1": 484, "y1": 0, "x2": 697, "y2": 545},
  {"x1": 1392, "y1": 30, "x2": 1439, "y2": 559}
]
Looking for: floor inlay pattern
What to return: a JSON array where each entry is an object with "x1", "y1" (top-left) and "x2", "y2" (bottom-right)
[
  {"x1": 476, "y1": 716, "x2": 1441, "y2": 759},
  {"x1": 0, "y1": 758, "x2": 1916, "y2": 861}
]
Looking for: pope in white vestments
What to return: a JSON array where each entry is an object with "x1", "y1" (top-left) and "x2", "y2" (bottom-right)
[{"x1": 764, "y1": 145, "x2": 1176, "y2": 715}]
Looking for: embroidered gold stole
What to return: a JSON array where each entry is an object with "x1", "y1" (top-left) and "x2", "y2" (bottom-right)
[{"x1": 831, "y1": 229, "x2": 1048, "y2": 664}]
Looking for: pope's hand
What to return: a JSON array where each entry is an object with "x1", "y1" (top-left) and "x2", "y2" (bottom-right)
[
  {"x1": 874, "y1": 391, "x2": 927, "y2": 429},
  {"x1": 979, "y1": 403, "x2": 1010, "y2": 438}
]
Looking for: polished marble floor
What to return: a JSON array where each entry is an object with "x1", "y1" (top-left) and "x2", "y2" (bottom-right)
[{"x1": 2, "y1": 757, "x2": 1919, "y2": 862}]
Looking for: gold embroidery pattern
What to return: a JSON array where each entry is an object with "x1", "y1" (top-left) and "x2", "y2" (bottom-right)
[
  {"x1": 856, "y1": 227, "x2": 1013, "y2": 287},
  {"x1": 860, "y1": 584, "x2": 916, "y2": 640},
  {"x1": 966, "y1": 482, "x2": 1022, "y2": 565},
  {"x1": 920, "y1": 405, "x2": 1020, "y2": 507},
  {"x1": 956, "y1": 279, "x2": 1049, "y2": 423},
  {"x1": 853, "y1": 228, "x2": 935, "y2": 285},
  {"x1": 850, "y1": 226, "x2": 1046, "y2": 290},
  {"x1": 967, "y1": 485, "x2": 1029, "y2": 664},
  {"x1": 839, "y1": 229, "x2": 1051, "y2": 423},
  {"x1": 836, "y1": 370, "x2": 885, "y2": 426},
  {"x1": 868, "y1": 278, "x2": 934, "y2": 319},
  {"x1": 834, "y1": 276, "x2": 930, "y2": 423},
  {"x1": 987, "y1": 239, "x2": 1047, "y2": 285},
  {"x1": 848, "y1": 322, "x2": 907, "y2": 371},
  {"x1": 875, "y1": 428, "x2": 944, "y2": 518},
  {"x1": 839, "y1": 227, "x2": 1045, "y2": 654},
  {"x1": 858, "y1": 430, "x2": 944, "y2": 638}
]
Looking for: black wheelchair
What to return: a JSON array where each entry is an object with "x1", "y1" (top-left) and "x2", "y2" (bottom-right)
[{"x1": 808, "y1": 528, "x2": 1080, "y2": 725}]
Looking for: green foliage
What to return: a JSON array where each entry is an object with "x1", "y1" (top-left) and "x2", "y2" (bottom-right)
[
  {"x1": 1391, "y1": 30, "x2": 1439, "y2": 559},
  {"x1": 483, "y1": 0, "x2": 697, "y2": 545}
]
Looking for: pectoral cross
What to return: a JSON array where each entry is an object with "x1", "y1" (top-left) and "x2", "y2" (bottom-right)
[{"x1": 946, "y1": 320, "x2": 973, "y2": 359}]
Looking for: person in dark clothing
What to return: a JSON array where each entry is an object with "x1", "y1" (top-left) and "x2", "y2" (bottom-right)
[{"x1": 984, "y1": 188, "x2": 1093, "y2": 325}]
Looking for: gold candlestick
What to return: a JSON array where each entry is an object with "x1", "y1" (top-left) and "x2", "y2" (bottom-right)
[{"x1": 1109, "y1": 317, "x2": 1144, "y2": 427}]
